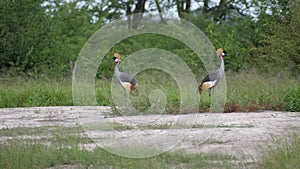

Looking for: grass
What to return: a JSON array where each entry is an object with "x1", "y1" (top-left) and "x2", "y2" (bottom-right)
[
  {"x1": 0, "y1": 70, "x2": 299, "y2": 113},
  {"x1": 225, "y1": 70, "x2": 300, "y2": 112},
  {"x1": 0, "y1": 126, "x2": 235, "y2": 169},
  {"x1": 0, "y1": 143, "x2": 234, "y2": 169},
  {"x1": 257, "y1": 133, "x2": 300, "y2": 169},
  {"x1": 0, "y1": 77, "x2": 72, "y2": 108}
]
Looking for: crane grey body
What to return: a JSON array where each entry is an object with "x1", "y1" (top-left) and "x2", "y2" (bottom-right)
[
  {"x1": 114, "y1": 62, "x2": 137, "y2": 91},
  {"x1": 113, "y1": 53, "x2": 137, "y2": 92},
  {"x1": 198, "y1": 48, "x2": 226, "y2": 95}
]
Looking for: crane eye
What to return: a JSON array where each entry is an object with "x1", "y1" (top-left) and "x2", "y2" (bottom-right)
[
  {"x1": 222, "y1": 51, "x2": 227, "y2": 56},
  {"x1": 113, "y1": 57, "x2": 119, "y2": 62}
]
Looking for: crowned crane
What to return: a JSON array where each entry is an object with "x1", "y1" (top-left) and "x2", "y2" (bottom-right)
[
  {"x1": 113, "y1": 53, "x2": 137, "y2": 93},
  {"x1": 198, "y1": 48, "x2": 227, "y2": 95}
]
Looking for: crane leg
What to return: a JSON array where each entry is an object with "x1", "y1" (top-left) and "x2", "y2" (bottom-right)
[{"x1": 209, "y1": 88, "x2": 214, "y2": 97}]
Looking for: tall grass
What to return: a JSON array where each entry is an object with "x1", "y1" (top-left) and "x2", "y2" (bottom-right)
[
  {"x1": 0, "y1": 77, "x2": 72, "y2": 108},
  {"x1": 225, "y1": 70, "x2": 300, "y2": 112},
  {"x1": 257, "y1": 133, "x2": 300, "y2": 169},
  {"x1": 0, "y1": 71, "x2": 299, "y2": 112}
]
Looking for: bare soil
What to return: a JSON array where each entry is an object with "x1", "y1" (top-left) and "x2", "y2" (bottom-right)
[{"x1": 0, "y1": 106, "x2": 299, "y2": 167}]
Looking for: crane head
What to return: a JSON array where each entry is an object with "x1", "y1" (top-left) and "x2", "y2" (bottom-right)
[
  {"x1": 216, "y1": 48, "x2": 227, "y2": 60},
  {"x1": 113, "y1": 53, "x2": 122, "y2": 65}
]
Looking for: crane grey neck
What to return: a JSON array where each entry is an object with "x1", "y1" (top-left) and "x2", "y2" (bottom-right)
[
  {"x1": 218, "y1": 57, "x2": 225, "y2": 78},
  {"x1": 114, "y1": 62, "x2": 121, "y2": 76}
]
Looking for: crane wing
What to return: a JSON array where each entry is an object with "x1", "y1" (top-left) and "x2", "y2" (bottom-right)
[
  {"x1": 118, "y1": 72, "x2": 136, "y2": 85},
  {"x1": 201, "y1": 71, "x2": 219, "y2": 83}
]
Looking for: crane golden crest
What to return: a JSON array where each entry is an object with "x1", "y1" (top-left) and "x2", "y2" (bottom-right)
[
  {"x1": 114, "y1": 52, "x2": 122, "y2": 61},
  {"x1": 216, "y1": 48, "x2": 224, "y2": 57}
]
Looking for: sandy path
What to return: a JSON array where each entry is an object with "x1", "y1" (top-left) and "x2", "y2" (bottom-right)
[{"x1": 0, "y1": 106, "x2": 299, "y2": 166}]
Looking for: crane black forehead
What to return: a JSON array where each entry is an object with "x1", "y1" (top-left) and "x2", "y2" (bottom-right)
[{"x1": 113, "y1": 57, "x2": 117, "y2": 60}]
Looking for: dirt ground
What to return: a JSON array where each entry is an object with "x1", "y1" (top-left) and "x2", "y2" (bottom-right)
[{"x1": 1, "y1": 106, "x2": 299, "y2": 167}]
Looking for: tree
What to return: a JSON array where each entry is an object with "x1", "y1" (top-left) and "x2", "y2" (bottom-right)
[
  {"x1": 132, "y1": 0, "x2": 147, "y2": 29},
  {"x1": 0, "y1": 0, "x2": 53, "y2": 73},
  {"x1": 0, "y1": 0, "x2": 103, "y2": 75},
  {"x1": 45, "y1": 1, "x2": 102, "y2": 72},
  {"x1": 254, "y1": 0, "x2": 300, "y2": 74},
  {"x1": 176, "y1": 0, "x2": 260, "y2": 22},
  {"x1": 176, "y1": 0, "x2": 191, "y2": 18}
]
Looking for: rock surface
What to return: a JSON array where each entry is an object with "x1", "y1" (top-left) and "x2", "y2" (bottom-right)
[{"x1": 0, "y1": 106, "x2": 299, "y2": 167}]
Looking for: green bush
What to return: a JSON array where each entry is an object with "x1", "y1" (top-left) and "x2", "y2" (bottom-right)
[{"x1": 282, "y1": 87, "x2": 300, "y2": 112}]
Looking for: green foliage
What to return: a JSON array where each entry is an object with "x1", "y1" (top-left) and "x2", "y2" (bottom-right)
[
  {"x1": 0, "y1": 0, "x2": 53, "y2": 72},
  {"x1": 97, "y1": 33, "x2": 203, "y2": 79},
  {"x1": 186, "y1": 13, "x2": 257, "y2": 72},
  {"x1": 205, "y1": 20, "x2": 250, "y2": 72},
  {"x1": 282, "y1": 87, "x2": 300, "y2": 112},
  {"x1": 254, "y1": 0, "x2": 300, "y2": 74},
  {"x1": 0, "y1": 0, "x2": 299, "y2": 77},
  {"x1": 0, "y1": 0, "x2": 102, "y2": 76},
  {"x1": 47, "y1": 1, "x2": 102, "y2": 71}
]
